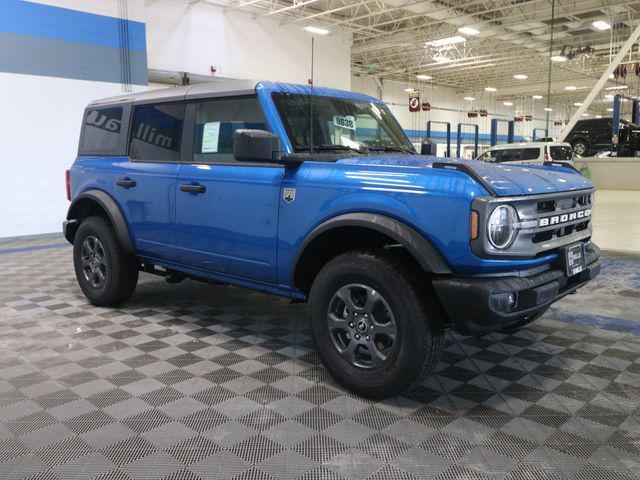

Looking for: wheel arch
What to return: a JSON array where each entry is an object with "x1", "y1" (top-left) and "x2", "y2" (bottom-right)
[
  {"x1": 65, "y1": 189, "x2": 134, "y2": 253},
  {"x1": 292, "y1": 212, "x2": 451, "y2": 294}
]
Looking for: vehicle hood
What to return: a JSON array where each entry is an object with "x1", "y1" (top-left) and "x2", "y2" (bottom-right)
[{"x1": 336, "y1": 155, "x2": 593, "y2": 196}]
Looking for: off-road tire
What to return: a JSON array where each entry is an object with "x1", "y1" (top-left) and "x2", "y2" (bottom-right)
[
  {"x1": 73, "y1": 215, "x2": 138, "y2": 306},
  {"x1": 571, "y1": 139, "x2": 589, "y2": 156},
  {"x1": 308, "y1": 250, "x2": 445, "y2": 398}
]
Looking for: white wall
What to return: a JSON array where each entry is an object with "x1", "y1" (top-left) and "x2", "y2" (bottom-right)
[
  {"x1": 0, "y1": 0, "x2": 146, "y2": 238},
  {"x1": 0, "y1": 0, "x2": 352, "y2": 239},
  {"x1": 0, "y1": 74, "x2": 147, "y2": 238},
  {"x1": 145, "y1": 1, "x2": 352, "y2": 90},
  {"x1": 351, "y1": 76, "x2": 559, "y2": 157}
]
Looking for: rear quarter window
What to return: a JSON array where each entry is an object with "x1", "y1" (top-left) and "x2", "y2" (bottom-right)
[
  {"x1": 79, "y1": 107, "x2": 123, "y2": 155},
  {"x1": 550, "y1": 146, "x2": 573, "y2": 160}
]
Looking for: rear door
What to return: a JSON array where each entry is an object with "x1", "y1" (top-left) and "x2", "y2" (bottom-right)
[
  {"x1": 521, "y1": 147, "x2": 542, "y2": 164},
  {"x1": 175, "y1": 96, "x2": 284, "y2": 283},
  {"x1": 115, "y1": 102, "x2": 185, "y2": 261},
  {"x1": 592, "y1": 119, "x2": 612, "y2": 147}
]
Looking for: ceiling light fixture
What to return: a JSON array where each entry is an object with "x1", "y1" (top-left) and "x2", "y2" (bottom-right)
[
  {"x1": 464, "y1": 96, "x2": 475, "y2": 101},
  {"x1": 532, "y1": 95, "x2": 543, "y2": 99},
  {"x1": 432, "y1": 55, "x2": 451, "y2": 64},
  {"x1": 404, "y1": 88, "x2": 416, "y2": 93},
  {"x1": 582, "y1": 113, "x2": 590, "y2": 117},
  {"x1": 596, "y1": 115, "x2": 603, "y2": 118},
  {"x1": 416, "y1": 74, "x2": 432, "y2": 80},
  {"x1": 592, "y1": 20, "x2": 611, "y2": 31},
  {"x1": 503, "y1": 101, "x2": 513, "y2": 106},
  {"x1": 514, "y1": 74, "x2": 528, "y2": 80},
  {"x1": 565, "y1": 86, "x2": 577, "y2": 91},
  {"x1": 484, "y1": 87, "x2": 497, "y2": 92},
  {"x1": 425, "y1": 35, "x2": 466, "y2": 47},
  {"x1": 544, "y1": 107, "x2": 553, "y2": 111},
  {"x1": 458, "y1": 26, "x2": 480, "y2": 36},
  {"x1": 550, "y1": 55, "x2": 568, "y2": 62},
  {"x1": 605, "y1": 85, "x2": 628, "y2": 90},
  {"x1": 606, "y1": 107, "x2": 614, "y2": 111},
  {"x1": 303, "y1": 26, "x2": 330, "y2": 35},
  {"x1": 574, "y1": 102, "x2": 582, "y2": 106}
]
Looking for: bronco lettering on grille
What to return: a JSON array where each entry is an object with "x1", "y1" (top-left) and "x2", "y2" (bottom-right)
[{"x1": 538, "y1": 209, "x2": 591, "y2": 227}]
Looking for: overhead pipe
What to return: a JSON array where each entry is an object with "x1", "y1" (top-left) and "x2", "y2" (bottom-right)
[{"x1": 148, "y1": 68, "x2": 238, "y2": 86}]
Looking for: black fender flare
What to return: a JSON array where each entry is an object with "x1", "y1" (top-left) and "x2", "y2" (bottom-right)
[
  {"x1": 292, "y1": 212, "x2": 452, "y2": 286},
  {"x1": 65, "y1": 189, "x2": 135, "y2": 253}
]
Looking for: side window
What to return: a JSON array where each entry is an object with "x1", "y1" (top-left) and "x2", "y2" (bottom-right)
[
  {"x1": 499, "y1": 149, "x2": 522, "y2": 162},
  {"x1": 480, "y1": 150, "x2": 500, "y2": 162},
  {"x1": 129, "y1": 103, "x2": 185, "y2": 162},
  {"x1": 80, "y1": 107, "x2": 123, "y2": 154},
  {"x1": 193, "y1": 97, "x2": 265, "y2": 163},
  {"x1": 522, "y1": 148, "x2": 540, "y2": 160}
]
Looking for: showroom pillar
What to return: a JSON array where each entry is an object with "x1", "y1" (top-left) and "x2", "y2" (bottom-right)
[{"x1": 558, "y1": 22, "x2": 640, "y2": 142}]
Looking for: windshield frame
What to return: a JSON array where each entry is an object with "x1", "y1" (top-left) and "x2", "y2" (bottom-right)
[{"x1": 270, "y1": 92, "x2": 416, "y2": 156}]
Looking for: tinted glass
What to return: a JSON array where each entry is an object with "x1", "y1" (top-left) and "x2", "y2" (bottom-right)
[
  {"x1": 193, "y1": 97, "x2": 265, "y2": 163},
  {"x1": 550, "y1": 146, "x2": 573, "y2": 160},
  {"x1": 522, "y1": 148, "x2": 540, "y2": 160},
  {"x1": 129, "y1": 104, "x2": 185, "y2": 162},
  {"x1": 272, "y1": 93, "x2": 415, "y2": 154},
  {"x1": 81, "y1": 107, "x2": 123, "y2": 153},
  {"x1": 499, "y1": 149, "x2": 522, "y2": 162}
]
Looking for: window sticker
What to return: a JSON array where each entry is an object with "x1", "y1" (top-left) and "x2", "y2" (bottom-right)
[
  {"x1": 333, "y1": 115, "x2": 356, "y2": 130},
  {"x1": 202, "y1": 122, "x2": 221, "y2": 153}
]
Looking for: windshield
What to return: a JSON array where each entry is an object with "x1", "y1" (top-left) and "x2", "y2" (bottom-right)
[
  {"x1": 549, "y1": 145, "x2": 573, "y2": 161},
  {"x1": 272, "y1": 93, "x2": 415, "y2": 154}
]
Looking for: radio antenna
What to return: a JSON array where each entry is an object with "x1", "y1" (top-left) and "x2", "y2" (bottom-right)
[{"x1": 309, "y1": 37, "x2": 314, "y2": 154}]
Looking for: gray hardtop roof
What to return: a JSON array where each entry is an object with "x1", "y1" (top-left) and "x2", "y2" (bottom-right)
[{"x1": 87, "y1": 78, "x2": 260, "y2": 107}]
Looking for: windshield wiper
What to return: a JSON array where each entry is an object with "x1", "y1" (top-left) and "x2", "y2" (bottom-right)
[
  {"x1": 298, "y1": 144, "x2": 366, "y2": 154},
  {"x1": 366, "y1": 146, "x2": 416, "y2": 155}
]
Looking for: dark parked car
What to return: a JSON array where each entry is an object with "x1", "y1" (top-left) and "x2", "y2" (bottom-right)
[{"x1": 566, "y1": 117, "x2": 640, "y2": 156}]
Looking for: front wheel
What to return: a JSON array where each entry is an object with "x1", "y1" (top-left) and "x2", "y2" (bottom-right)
[
  {"x1": 73, "y1": 215, "x2": 139, "y2": 306},
  {"x1": 308, "y1": 250, "x2": 444, "y2": 398}
]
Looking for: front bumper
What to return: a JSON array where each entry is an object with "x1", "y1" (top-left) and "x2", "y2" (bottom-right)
[{"x1": 432, "y1": 243, "x2": 600, "y2": 336}]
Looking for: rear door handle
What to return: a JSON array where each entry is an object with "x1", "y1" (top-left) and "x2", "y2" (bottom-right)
[
  {"x1": 180, "y1": 183, "x2": 206, "y2": 194},
  {"x1": 116, "y1": 177, "x2": 136, "y2": 188}
]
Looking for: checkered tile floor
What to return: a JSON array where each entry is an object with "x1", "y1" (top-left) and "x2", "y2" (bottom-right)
[{"x1": 1, "y1": 237, "x2": 639, "y2": 480}]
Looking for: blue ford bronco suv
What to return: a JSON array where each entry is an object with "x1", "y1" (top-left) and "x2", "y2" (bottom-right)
[{"x1": 64, "y1": 79, "x2": 600, "y2": 398}]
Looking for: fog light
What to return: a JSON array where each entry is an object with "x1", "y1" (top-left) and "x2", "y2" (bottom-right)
[{"x1": 490, "y1": 292, "x2": 518, "y2": 312}]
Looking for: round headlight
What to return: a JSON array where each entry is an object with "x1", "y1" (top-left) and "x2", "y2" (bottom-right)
[{"x1": 487, "y1": 205, "x2": 517, "y2": 249}]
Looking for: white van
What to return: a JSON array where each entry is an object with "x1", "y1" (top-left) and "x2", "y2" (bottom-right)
[{"x1": 476, "y1": 142, "x2": 575, "y2": 165}]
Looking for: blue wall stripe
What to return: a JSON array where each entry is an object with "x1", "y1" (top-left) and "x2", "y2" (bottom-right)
[
  {"x1": 0, "y1": 31, "x2": 148, "y2": 85},
  {"x1": 0, "y1": 243, "x2": 70, "y2": 255},
  {"x1": 0, "y1": 0, "x2": 146, "y2": 52}
]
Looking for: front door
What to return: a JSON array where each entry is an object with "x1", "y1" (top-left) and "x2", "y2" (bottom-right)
[
  {"x1": 117, "y1": 102, "x2": 186, "y2": 261},
  {"x1": 175, "y1": 97, "x2": 283, "y2": 283}
]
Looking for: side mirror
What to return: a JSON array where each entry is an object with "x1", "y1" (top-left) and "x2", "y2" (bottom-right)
[
  {"x1": 233, "y1": 129, "x2": 282, "y2": 162},
  {"x1": 420, "y1": 140, "x2": 436, "y2": 155}
]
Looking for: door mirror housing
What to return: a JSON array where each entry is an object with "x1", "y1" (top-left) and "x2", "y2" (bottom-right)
[{"x1": 233, "y1": 129, "x2": 282, "y2": 162}]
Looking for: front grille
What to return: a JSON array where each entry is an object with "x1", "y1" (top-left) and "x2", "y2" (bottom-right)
[{"x1": 471, "y1": 189, "x2": 594, "y2": 258}]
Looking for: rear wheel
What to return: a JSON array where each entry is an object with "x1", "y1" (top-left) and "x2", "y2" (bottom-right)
[
  {"x1": 571, "y1": 139, "x2": 589, "y2": 156},
  {"x1": 308, "y1": 250, "x2": 444, "y2": 398},
  {"x1": 73, "y1": 215, "x2": 138, "y2": 306}
]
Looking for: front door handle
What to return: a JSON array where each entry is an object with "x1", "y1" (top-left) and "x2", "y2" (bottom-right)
[
  {"x1": 116, "y1": 177, "x2": 137, "y2": 188},
  {"x1": 180, "y1": 183, "x2": 206, "y2": 194}
]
